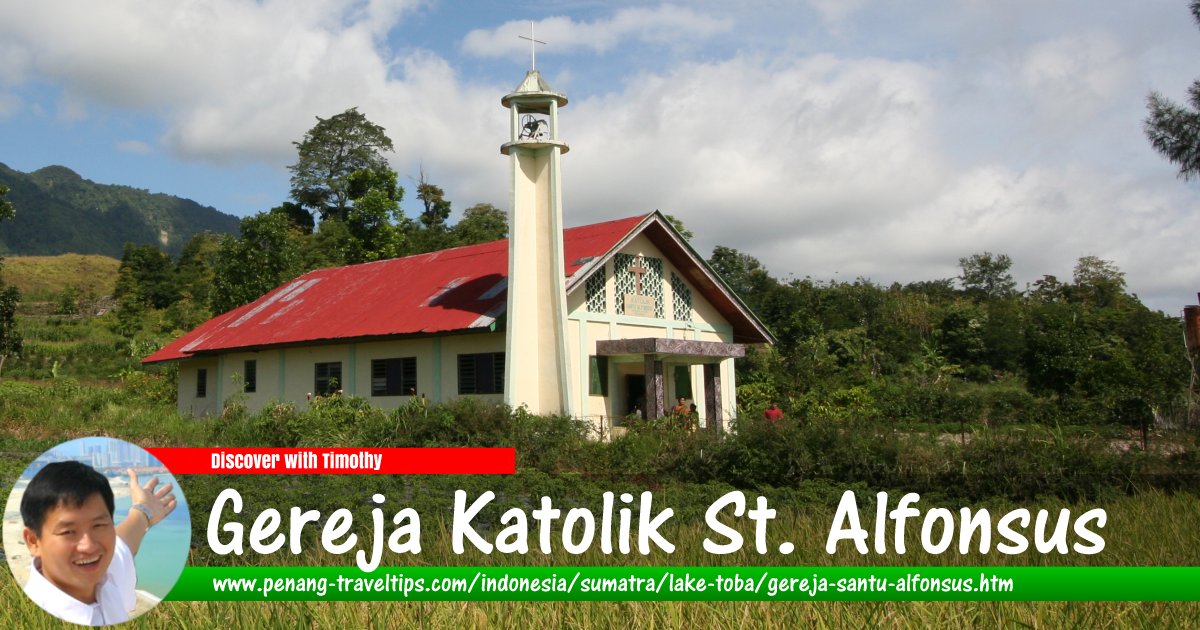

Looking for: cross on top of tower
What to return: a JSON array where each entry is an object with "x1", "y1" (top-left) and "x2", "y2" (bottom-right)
[{"x1": 518, "y1": 21, "x2": 546, "y2": 71}]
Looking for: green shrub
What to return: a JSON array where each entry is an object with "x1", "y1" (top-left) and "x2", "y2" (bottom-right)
[
  {"x1": 118, "y1": 365, "x2": 176, "y2": 405},
  {"x1": 946, "y1": 428, "x2": 1132, "y2": 502},
  {"x1": 982, "y1": 388, "x2": 1041, "y2": 425}
]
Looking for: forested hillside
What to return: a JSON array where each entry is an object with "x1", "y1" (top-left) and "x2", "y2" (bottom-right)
[{"x1": 0, "y1": 162, "x2": 239, "y2": 257}]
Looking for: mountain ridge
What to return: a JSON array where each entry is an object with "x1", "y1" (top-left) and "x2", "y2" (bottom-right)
[{"x1": 0, "y1": 162, "x2": 240, "y2": 257}]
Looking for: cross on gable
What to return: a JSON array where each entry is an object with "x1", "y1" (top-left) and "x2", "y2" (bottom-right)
[
  {"x1": 517, "y1": 21, "x2": 546, "y2": 71},
  {"x1": 629, "y1": 255, "x2": 648, "y2": 295}
]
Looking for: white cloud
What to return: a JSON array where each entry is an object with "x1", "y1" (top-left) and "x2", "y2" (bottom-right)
[
  {"x1": 0, "y1": 43, "x2": 32, "y2": 86},
  {"x1": 565, "y1": 53, "x2": 946, "y2": 248},
  {"x1": 460, "y1": 5, "x2": 732, "y2": 60},
  {"x1": 806, "y1": 0, "x2": 868, "y2": 28},
  {"x1": 0, "y1": 93, "x2": 19, "y2": 119},
  {"x1": 1018, "y1": 32, "x2": 1132, "y2": 134},
  {"x1": 551, "y1": 43, "x2": 1196, "y2": 310},
  {"x1": 0, "y1": 0, "x2": 1196, "y2": 311},
  {"x1": 907, "y1": 165, "x2": 1200, "y2": 308},
  {"x1": 55, "y1": 93, "x2": 87, "y2": 123},
  {"x1": 116, "y1": 140, "x2": 153, "y2": 155},
  {"x1": 0, "y1": 0, "x2": 426, "y2": 163}
]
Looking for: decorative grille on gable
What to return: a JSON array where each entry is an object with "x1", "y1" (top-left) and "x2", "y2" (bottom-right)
[
  {"x1": 614, "y1": 253, "x2": 664, "y2": 318},
  {"x1": 614, "y1": 253, "x2": 633, "y2": 315},
  {"x1": 645, "y1": 257, "x2": 664, "y2": 318},
  {"x1": 586, "y1": 265, "x2": 607, "y2": 313},
  {"x1": 671, "y1": 272, "x2": 692, "y2": 321}
]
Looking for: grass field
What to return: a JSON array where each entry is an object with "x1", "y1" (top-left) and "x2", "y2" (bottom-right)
[
  {"x1": 2, "y1": 490, "x2": 1199, "y2": 628},
  {"x1": 0, "y1": 374, "x2": 1197, "y2": 627},
  {"x1": 0, "y1": 253, "x2": 119, "y2": 302},
  {"x1": 1, "y1": 587, "x2": 1198, "y2": 629}
]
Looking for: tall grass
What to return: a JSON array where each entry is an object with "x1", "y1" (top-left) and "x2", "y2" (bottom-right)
[
  {"x1": 0, "y1": 379, "x2": 206, "y2": 452},
  {"x1": 2, "y1": 594, "x2": 1196, "y2": 630},
  {"x1": 1, "y1": 384, "x2": 1198, "y2": 628},
  {"x1": 6, "y1": 315, "x2": 145, "y2": 380},
  {"x1": 3, "y1": 493, "x2": 1200, "y2": 628},
  {"x1": 6, "y1": 485, "x2": 1200, "y2": 628}
]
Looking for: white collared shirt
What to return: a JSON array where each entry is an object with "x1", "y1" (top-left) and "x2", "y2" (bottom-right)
[{"x1": 23, "y1": 536, "x2": 137, "y2": 626}]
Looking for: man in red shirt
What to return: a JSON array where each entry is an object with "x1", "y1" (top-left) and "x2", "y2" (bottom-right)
[{"x1": 763, "y1": 401, "x2": 784, "y2": 424}]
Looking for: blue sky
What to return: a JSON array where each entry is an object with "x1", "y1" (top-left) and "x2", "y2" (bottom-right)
[{"x1": 1, "y1": 1, "x2": 1198, "y2": 312}]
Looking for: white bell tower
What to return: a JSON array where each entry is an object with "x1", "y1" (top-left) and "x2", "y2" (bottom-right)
[{"x1": 500, "y1": 35, "x2": 572, "y2": 415}]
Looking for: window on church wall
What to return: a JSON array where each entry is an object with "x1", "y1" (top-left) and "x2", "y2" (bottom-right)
[
  {"x1": 589, "y1": 356, "x2": 609, "y2": 396},
  {"x1": 243, "y1": 360, "x2": 257, "y2": 393},
  {"x1": 314, "y1": 362, "x2": 342, "y2": 396},
  {"x1": 196, "y1": 368, "x2": 207, "y2": 398},
  {"x1": 585, "y1": 266, "x2": 606, "y2": 313},
  {"x1": 614, "y1": 253, "x2": 664, "y2": 318},
  {"x1": 371, "y1": 357, "x2": 417, "y2": 396},
  {"x1": 671, "y1": 272, "x2": 692, "y2": 321},
  {"x1": 458, "y1": 352, "x2": 505, "y2": 395}
]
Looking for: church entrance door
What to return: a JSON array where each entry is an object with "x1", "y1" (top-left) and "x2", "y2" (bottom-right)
[{"x1": 624, "y1": 374, "x2": 645, "y2": 418}]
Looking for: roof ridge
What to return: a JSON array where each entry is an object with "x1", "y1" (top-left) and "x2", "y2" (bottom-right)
[
  {"x1": 142, "y1": 212, "x2": 653, "y2": 364},
  {"x1": 298, "y1": 213, "x2": 653, "y2": 276}
]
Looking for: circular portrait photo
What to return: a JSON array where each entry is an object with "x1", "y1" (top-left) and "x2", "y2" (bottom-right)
[{"x1": 3, "y1": 437, "x2": 191, "y2": 626}]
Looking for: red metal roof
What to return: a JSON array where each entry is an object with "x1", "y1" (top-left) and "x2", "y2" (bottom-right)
[{"x1": 143, "y1": 214, "x2": 647, "y2": 363}]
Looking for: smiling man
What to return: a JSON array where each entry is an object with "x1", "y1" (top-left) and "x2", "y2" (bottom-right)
[{"x1": 19, "y1": 461, "x2": 176, "y2": 626}]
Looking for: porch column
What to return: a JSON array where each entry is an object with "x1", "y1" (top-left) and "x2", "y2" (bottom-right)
[
  {"x1": 644, "y1": 356, "x2": 664, "y2": 419},
  {"x1": 704, "y1": 363, "x2": 723, "y2": 432}
]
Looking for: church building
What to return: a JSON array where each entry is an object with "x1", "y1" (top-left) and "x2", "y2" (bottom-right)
[{"x1": 143, "y1": 68, "x2": 773, "y2": 435}]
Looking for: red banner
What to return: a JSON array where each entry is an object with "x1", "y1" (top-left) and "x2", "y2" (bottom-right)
[{"x1": 145, "y1": 447, "x2": 515, "y2": 475}]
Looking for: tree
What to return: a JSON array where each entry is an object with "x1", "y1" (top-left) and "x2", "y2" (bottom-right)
[
  {"x1": 269, "y1": 202, "x2": 316, "y2": 235},
  {"x1": 288, "y1": 108, "x2": 395, "y2": 222},
  {"x1": 937, "y1": 301, "x2": 987, "y2": 369},
  {"x1": 0, "y1": 186, "x2": 19, "y2": 376},
  {"x1": 0, "y1": 185, "x2": 13, "y2": 222},
  {"x1": 1029, "y1": 274, "x2": 1067, "y2": 303},
  {"x1": 1072, "y1": 255, "x2": 1127, "y2": 308},
  {"x1": 453, "y1": 203, "x2": 508, "y2": 245},
  {"x1": 1119, "y1": 305, "x2": 1192, "y2": 422},
  {"x1": 416, "y1": 170, "x2": 452, "y2": 230},
  {"x1": 341, "y1": 168, "x2": 407, "y2": 263},
  {"x1": 303, "y1": 168, "x2": 409, "y2": 266},
  {"x1": 211, "y1": 212, "x2": 306, "y2": 313},
  {"x1": 409, "y1": 171, "x2": 455, "y2": 252},
  {"x1": 981, "y1": 297, "x2": 1026, "y2": 373},
  {"x1": 166, "y1": 232, "x2": 221, "y2": 329},
  {"x1": 115, "y1": 243, "x2": 178, "y2": 309},
  {"x1": 708, "y1": 246, "x2": 772, "y2": 301},
  {"x1": 663, "y1": 213, "x2": 694, "y2": 241},
  {"x1": 902, "y1": 278, "x2": 958, "y2": 303},
  {"x1": 1024, "y1": 301, "x2": 1089, "y2": 399},
  {"x1": 175, "y1": 233, "x2": 221, "y2": 308},
  {"x1": 958, "y1": 252, "x2": 1016, "y2": 300},
  {"x1": 1145, "y1": 1, "x2": 1200, "y2": 179},
  {"x1": 0, "y1": 283, "x2": 19, "y2": 377}
]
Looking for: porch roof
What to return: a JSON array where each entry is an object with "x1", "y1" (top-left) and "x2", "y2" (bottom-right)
[{"x1": 596, "y1": 337, "x2": 745, "y2": 362}]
